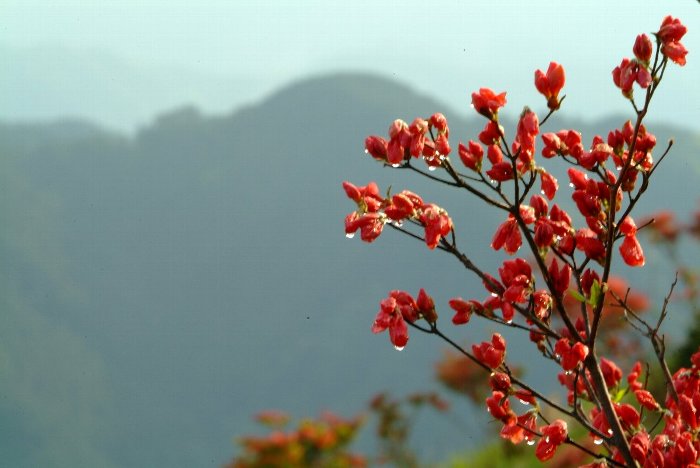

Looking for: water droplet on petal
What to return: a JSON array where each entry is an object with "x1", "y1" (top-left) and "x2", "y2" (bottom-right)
[
  {"x1": 394, "y1": 345, "x2": 405, "y2": 351},
  {"x1": 545, "y1": 436, "x2": 550, "y2": 443},
  {"x1": 364, "y1": 149, "x2": 369, "y2": 154},
  {"x1": 527, "y1": 439, "x2": 536, "y2": 446},
  {"x1": 505, "y1": 319, "x2": 513, "y2": 325},
  {"x1": 428, "y1": 165, "x2": 437, "y2": 172},
  {"x1": 345, "y1": 232, "x2": 355, "y2": 239},
  {"x1": 540, "y1": 190, "x2": 546, "y2": 195},
  {"x1": 593, "y1": 438, "x2": 604, "y2": 445},
  {"x1": 518, "y1": 399, "x2": 530, "y2": 405},
  {"x1": 616, "y1": 166, "x2": 622, "y2": 171},
  {"x1": 391, "y1": 163, "x2": 401, "y2": 168},
  {"x1": 392, "y1": 221, "x2": 404, "y2": 228},
  {"x1": 568, "y1": 182, "x2": 575, "y2": 188}
]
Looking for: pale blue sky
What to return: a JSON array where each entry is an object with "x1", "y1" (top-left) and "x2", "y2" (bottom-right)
[{"x1": 4, "y1": 0, "x2": 699, "y2": 130}]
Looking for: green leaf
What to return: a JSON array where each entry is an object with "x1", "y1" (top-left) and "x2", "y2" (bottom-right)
[{"x1": 568, "y1": 289, "x2": 586, "y2": 303}]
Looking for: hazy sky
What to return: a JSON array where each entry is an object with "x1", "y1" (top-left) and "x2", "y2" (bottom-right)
[{"x1": 4, "y1": 0, "x2": 700, "y2": 130}]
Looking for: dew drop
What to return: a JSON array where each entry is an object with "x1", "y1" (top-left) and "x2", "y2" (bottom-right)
[
  {"x1": 394, "y1": 345, "x2": 405, "y2": 351},
  {"x1": 593, "y1": 438, "x2": 604, "y2": 445},
  {"x1": 568, "y1": 182, "x2": 575, "y2": 188},
  {"x1": 527, "y1": 439, "x2": 536, "y2": 446},
  {"x1": 392, "y1": 221, "x2": 404, "y2": 228},
  {"x1": 391, "y1": 163, "x2": 401, "y2": 168},
  {"x1": 545, "y1": 436, "x2": 550, "y2": 443},
  {"x1": 428, "y1": 165, "x2": 438, "y2": 172},
  {"x1": 564, "y1": 370, "x2": 572, "y2": 376},
  {"x1": 439, "y1": 154, "x2": 446, "y2": 161},
  {"x1": 616, "y1": 166, "x2": 622, "y2": 171},
  {"x1": 540, "y1": 190, "x2": 546, "y2": 195},
  {"x1": 345, "y1": 232, "x2": 355, "y2": 239},
  {"x1": 518, "y1": 399, "x2": 530, "y2": 405},
  {"x1": 505, "y1": 319, "x2": 513, "y2": 325},
  {"x1": 364, "y1": 149, "x2": 369, "y2": 154},
  {"x1": 491, "y1": 292, "x2": 498, "y2": 298}
]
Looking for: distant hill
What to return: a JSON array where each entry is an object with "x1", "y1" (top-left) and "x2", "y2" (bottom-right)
[
  {"x1": 1, "y1": 72, "x2": 699, "y2": 467},
  {"x1": 0, "y1": 45, "x2": 266, "y2": 133}
]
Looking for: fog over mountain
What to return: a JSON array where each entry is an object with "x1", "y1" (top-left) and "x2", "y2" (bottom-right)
[{"x1": 1, "y1": 72, "x2": 699, "y2": 467}]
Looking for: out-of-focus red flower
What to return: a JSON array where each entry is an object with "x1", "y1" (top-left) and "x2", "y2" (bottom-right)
[
  {"x1": 471, "y1": 88, "x2": 507, "y2": 120},
  {"x1": 534, "y1": 62, "x2": 565, "y2": 110},
  {"x1": 600, "y1": 357, "x2": 623, "y2": 388}
]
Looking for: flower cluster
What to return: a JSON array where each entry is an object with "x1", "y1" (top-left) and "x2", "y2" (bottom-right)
[
  {"x1": 343, "y1": 181, "x2": 452, "y2": 249},
  {"x1": 341, "y1": 15, "x2": 693, "y2": 468},
  {"x1": 228, "y1": 411, "x2": 365, "y2": 468}
]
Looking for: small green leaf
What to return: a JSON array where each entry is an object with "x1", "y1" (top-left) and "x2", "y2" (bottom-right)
[
  {"x1": 568, "y1": 289, "x2": 586, "y2": 303},
  {"x1": 588, "y1": 280, "x2": 601, "y2": 307}
]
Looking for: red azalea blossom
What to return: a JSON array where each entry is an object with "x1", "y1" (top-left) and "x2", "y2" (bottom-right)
[
  {"x1": 554, "y1": 338, "x2": 589, "y2": 371},
  {"x1": 420, "y1": 203, "x2": 453, "y2": 250},
  {"x1": 458, "y1": 140, "x2": 484, "y2": 171},
  {"x1": 535, "y1": 420, "x2": 568, "y2": 462},
  {"x1": 471, "y1": 87, "x2": 507, "y2": 120},
  {"x1": 534, "y1": 62, "x2": 566, "y2": 110},
  {"x1": 635, "y1": 389, "x2": 660, "y2": 411},
  {"x1": 658, "y1": 16, "x2": 688, "y2": 66},
  {"x1": 492, "y1": 215, "x2": 522, "y2": 254},
  {"x1": 371, "y1": 290, "x2": 421, "y2": 349},
  {"x1": 633, "y1": 34, "x2": 653, "y2": 63},
  {"x1": 449, "y1": 297, "x2": 480, "y2": 325},
  {"x1": 473, "y1": 333, "x2": 507, "y2": 369}
]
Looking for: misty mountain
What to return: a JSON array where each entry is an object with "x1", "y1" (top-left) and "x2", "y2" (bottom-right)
[
  {"x1": 1, "y1": 72, "x2": 699, "y2": 467},
  {"x1": 0, "y1": 45, "x2": 269, "y2": 133}
]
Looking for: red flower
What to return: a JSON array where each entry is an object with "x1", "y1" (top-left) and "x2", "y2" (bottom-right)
[
  {"x1": 535, "y1": 420, "x2": 568, "y2": 462},
  {"x1": 345, "y1": 212, "x2": 385, "y2": 242},
  {"x1": 491, "y1": 215, "x2": 521, "y2": 254},
  {"x1": 458, "y1": 140, "x2": 484, "y2": 171},
  {"x1": 619, "y1": 217, "x2": 645, "y2": 267},
  {"x1": 657, "y1": 15, "x2": 688, "y2": 66},
  {"x1": 548, "y1": 258, "x2": 571, "y2": 296},
  {"x1": 420, "y1": 203, "x2": 452, "y2": 250},
  {"x1": 600, "y1": 357, "x2": 622, "y2": 388},
  {"x1": 534, "y1": 62, "x2": 565, "y2": 110},
  {"x1": 471, "y1": 88, "x2": 507, "y2": 120},
  {"x1": 486, "y1": 390, "x2": 511, "y2": 421},
  {"x1": 663, "y1": 40, "x2": 688, "y2": 66},
  {"x1": 372, "y1": 294, "x2": 411, "y2": 349},
  {"x1": 364, "y1": 135, "x2": 388, "y2": 161},
  {"x1": 416, "y1": 288, "x2": 437, "y2": 323},
  {"x1": 472, "y1": 333, "x2": 507, "y2": 369},
  {"x1": 633, "y1": 34, "x2": 653, "y2": 63},
  {"x1": 449, "y1": 297, "x2": 480, "y2": 325},
  {"x1": 539, "y1": 170, "x2": 558, "y2": 200},
  {"x1": 478, "y1": 120, "x2": 504, "y2": 145},
  {"x1": 486, "y1": 161, "x2": 514, "y2": 182},
  {"x1": 634, "y1": 389, "x2": 660, "y2": 411},
  {"x1": 554, "y1": 338, "x2": 589, "y2": 371}
]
